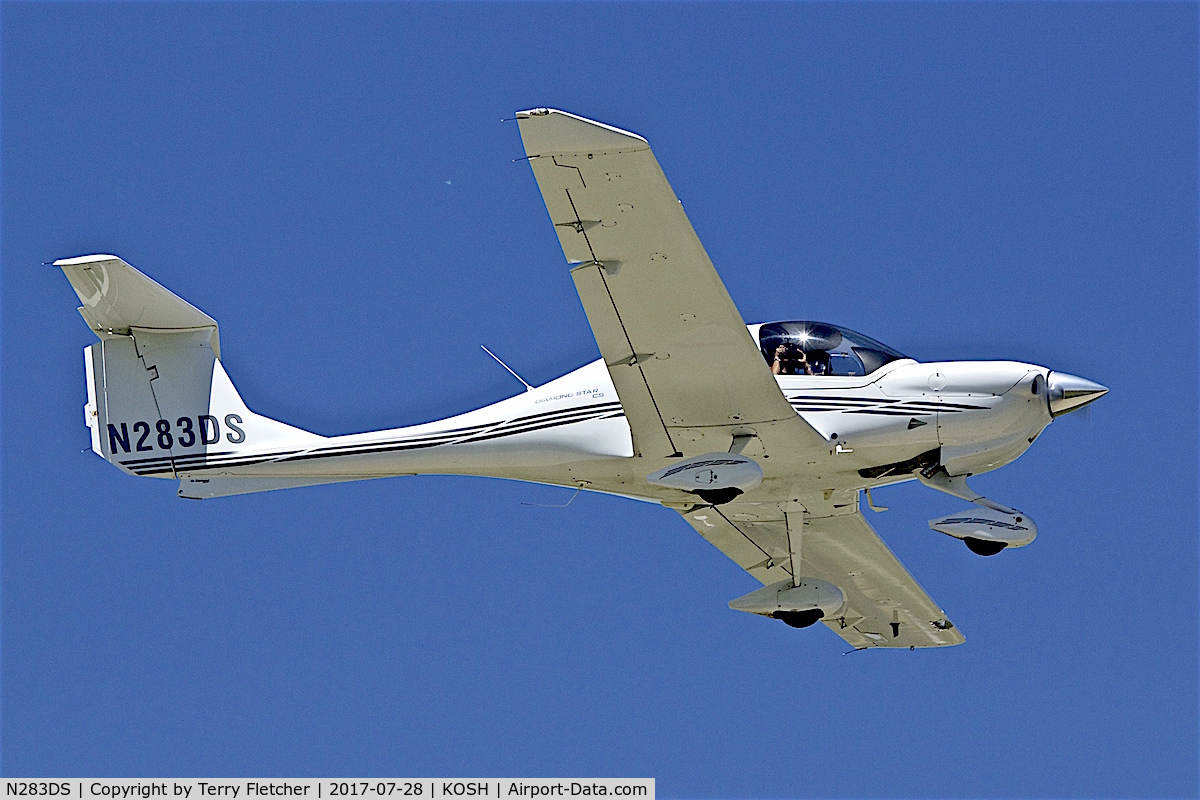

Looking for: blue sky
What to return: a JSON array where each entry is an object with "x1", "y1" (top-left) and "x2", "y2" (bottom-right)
[{"x1": 3, "y1": 2, "x2": 1196, "y2": 795}]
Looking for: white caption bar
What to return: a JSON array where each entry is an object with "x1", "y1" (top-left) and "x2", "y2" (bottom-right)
[{"x1": 3, "y1": 781, "x2": 653, "y2": 800}]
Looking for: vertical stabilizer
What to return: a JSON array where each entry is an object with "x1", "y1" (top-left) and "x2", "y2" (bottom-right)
[{"x1": 62, "y1": 255, "x2": 324, "y2": 480}]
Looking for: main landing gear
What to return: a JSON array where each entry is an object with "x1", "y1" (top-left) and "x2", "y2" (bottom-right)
[
  {"x1": 963, "y1": 537, "x2": 1007, "y2": 557},
  {"x1": 771, "y1": 609, "x2": 826, "y2": 629}
]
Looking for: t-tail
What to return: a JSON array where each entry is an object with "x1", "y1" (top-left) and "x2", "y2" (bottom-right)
[{"x1": 60, "y1": 255, "x2": 326, "y2": 496}]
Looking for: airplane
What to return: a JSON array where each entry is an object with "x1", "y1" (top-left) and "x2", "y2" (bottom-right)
[{"x1": 55, "y1": 108, "x2": 1107, "y2": 649}]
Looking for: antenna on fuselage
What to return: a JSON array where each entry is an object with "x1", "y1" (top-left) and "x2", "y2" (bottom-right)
[{"x1": 480, "y1": 345, "x2": 535, "y2": 392}]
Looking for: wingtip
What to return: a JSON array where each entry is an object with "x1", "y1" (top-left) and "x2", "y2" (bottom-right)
[{"x1": 514, "y1": 107, "x2": 649, "y2": 155}]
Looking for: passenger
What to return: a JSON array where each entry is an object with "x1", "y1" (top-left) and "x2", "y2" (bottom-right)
[
  {"x1": 796, "y1": 350, "x2": 813, "y2": 375},
  {"x1": 807, "y1": 350, "x2": 829, "y2": 375}
]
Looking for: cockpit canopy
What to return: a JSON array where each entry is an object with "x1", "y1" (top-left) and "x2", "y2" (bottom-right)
[{"x1": 760, "y1": 321, "x2": 908, "y2": 377}]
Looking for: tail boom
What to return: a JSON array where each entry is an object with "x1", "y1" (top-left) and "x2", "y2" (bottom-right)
[{"x1": 63, "y1": 255, "x2": 633, "y2": 499}]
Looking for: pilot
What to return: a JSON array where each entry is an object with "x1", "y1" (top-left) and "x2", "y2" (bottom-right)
[{"x1": 772, "y1": 344, "x2": 811, "y2": 375}]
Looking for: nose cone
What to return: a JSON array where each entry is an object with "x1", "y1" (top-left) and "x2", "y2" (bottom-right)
[{"x1": 1048, "y1": 372, "x2": 1108, "y2": 417}]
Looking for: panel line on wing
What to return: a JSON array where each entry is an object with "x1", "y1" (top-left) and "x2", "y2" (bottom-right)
[
  {"x1": 594, "y1": 262, "x2": 681, "y2": 457},
  {"x1": 563, "y1": 189, "x2": 598, "y2": 262},
  {"x1": 553, "y1": 157, "x2": 586, "y2": 188},
  {"x1": 562, "y1": 181, "x2": 679, "y2": 457}
]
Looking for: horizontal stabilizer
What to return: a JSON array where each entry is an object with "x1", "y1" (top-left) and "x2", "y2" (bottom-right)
[{"x1": 55, "y1": 254, "x2": 220, "y2": 356}]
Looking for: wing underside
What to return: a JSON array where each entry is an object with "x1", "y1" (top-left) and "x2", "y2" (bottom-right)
[{"x1": 677, "y1": 501, "x2": 964, "y2": 648}]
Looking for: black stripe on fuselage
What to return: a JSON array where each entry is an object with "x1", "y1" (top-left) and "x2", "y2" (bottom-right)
[
  {"x1": 788, "y1": 396, "x2": 988, "y2": 415},
  {"x1": 126, "y1": 402, "x2": 627, "y2": 476},
  {"x1": 453, "y1": 410, "x2": 625, "y2": 445},
  {"x1": 278, "y1": 404, "x2": 624, "y2": 463},
  {"x1": 786, "y1": 393, "x2": 987, "y2": 408},
  {"x1": 294, "y1": 402, "x2": 624, "y2": 459},
  {"x1": 117, "y1": 417, "x2": 503, "y2": 470},
  {"x1": 787, "y1": 395, "x2": 894, "y2": 405}
]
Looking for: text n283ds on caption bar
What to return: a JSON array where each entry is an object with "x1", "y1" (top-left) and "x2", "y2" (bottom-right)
[{"x1": 5, "y1": 781, "x2": 653, "y2": 800}]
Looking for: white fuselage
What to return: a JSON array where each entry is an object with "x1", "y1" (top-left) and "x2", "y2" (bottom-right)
[{"x1": 132, "y1": 330, "x2": 1056, "y2": 507}]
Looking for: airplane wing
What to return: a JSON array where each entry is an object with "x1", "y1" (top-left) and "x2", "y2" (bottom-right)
[
  {"x1": 516, "y1": 108, "x2": 813, "y2": 459},
  {"x1": 677, "y1": 501, "x2": 964, "y2": 649}
]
